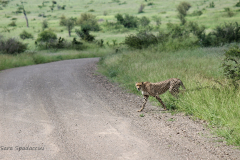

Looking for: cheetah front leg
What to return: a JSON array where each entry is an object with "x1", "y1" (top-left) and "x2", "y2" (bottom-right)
[
  {"x1": 155, "y1": 95, "x2": 167, "y2": 110},
  {"x1": 138, "y1": 95, "x2": 149, "y2": 112}
]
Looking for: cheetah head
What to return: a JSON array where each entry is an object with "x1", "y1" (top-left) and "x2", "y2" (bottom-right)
[{"x1": 135, "y1": 82, "x2": 144, "y2": 91}]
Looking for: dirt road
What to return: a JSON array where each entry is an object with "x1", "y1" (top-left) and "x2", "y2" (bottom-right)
[{"x1": 0, "y1": 58, "x2": 239, "y2": 160}]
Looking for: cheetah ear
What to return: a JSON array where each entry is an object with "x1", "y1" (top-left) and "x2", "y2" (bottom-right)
[{"x1": 142, "y1": 82, "x2": 144, "y2": 85}]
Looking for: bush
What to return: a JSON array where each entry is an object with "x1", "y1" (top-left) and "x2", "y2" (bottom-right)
[
  {"x1": 209, "y1": 2, "x2": 215, "y2": 8},
  {"x1": 189, "y1": 10, "x2": 203, "y2": 16},
  {"x1": 37, "y1": 30, "x2": 57, "y2": 42},
  {"x1": 197, "y1": 22, "x2": 240, "y2": 47},
  {"x1": 187, "y1": 21, "x2": 205, "y2": 37},
  {"x1": 125, "y1": 31, "x2": 159, "y2": 49},
  {"x1": 75, "y1": 25, "x2": 95, "y2": 42},
  {"x1": 139, "y1": 16, "x2": 150, "y2": 27},
  {"x1": 103, "y1": 21, "x2": 124, "y2": 31},
  {"x1": 213, "y1": 22, "x2": 240, "y2": 44},
  {"x1": 0, "y1": 37, "x2": 27, "y2": 54},
  {"x1": 42, "y1": 19, "x2": 48, "y2": 30},
  {"x1": 76, "y1": 13, "x2": 100, "y2": 31},
  {"x1": 147, "y1": 2, "x2": 153, "y2": 6},
  {"x1": 59, "y1": 14, "x2": 67, "y2": 26},
  {"x1": 103, "y1": 11, "x2": 108, "y2": 16},
  {"x1": 235, "y1": 1, "x2": 240, "y2": 7},
  {"x1": 115, "y1": 13, "x2": 138, "y2": 28},
  {"x1": 152, "y1": 15, "x2": 161, "y2": 26},
  {"x1": 19, "y1": 30, "x2": 33, "y2": 40},
  {"x1": 36, "y1": 36, "x2": 80, "y2": 50},
  {"x1": 176, "y1": 1, "x2": 191, "y2": 25},
  {"x1": 227, "y1": 11, "x2": 234, "y2": 17},
  {"x1": 88, "y1": 9, "x2": 94, "y2": 12},
  {"x1": 167, "y1": 23, "x2": 190, "y2": 38},
  {"x1": 8, "y1": 21, "x2": 16, "y2": 26},
  {"x1": 177, "y1": 2, "x2": 191, "y2": 16},
  {"x1": 222, "y1": 46, "x2": 240, "y2": 88}
]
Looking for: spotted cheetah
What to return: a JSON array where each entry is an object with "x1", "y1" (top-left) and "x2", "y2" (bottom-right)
[{"x1": 135, "y1": 78, "x2": 185, "y2": 112}]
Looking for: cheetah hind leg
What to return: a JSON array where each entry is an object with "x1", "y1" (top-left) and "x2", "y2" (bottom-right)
[{"x1": 138, "y1": 95, "x2": 149, "y2": 112}]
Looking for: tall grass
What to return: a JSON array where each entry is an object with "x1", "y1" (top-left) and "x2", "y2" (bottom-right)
[
  {"x1": 98, "y1": 46, "x2": 240, "y2": 146},
  {"x1": 0, "y1": 47, "x2": 112, "y2": 71}
]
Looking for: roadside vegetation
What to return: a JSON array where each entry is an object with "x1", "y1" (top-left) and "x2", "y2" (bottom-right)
[{"x1": 0, "y1": 0, "x2": 240, "y2": 146}]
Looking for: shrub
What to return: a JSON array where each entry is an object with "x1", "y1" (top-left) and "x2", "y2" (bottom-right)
[
  {"x1": 235, "y1": 1, "x2": 240, "y2": 7},
  {"x1": 209, "y1": 2, "x2": 215, "y2": 8},
  {"x1": 227, "y1": 11, "x2": 234, "y2": 17},
  {"x1": 189, "y1": 10, "x2": 203, "y2": 16},
  {"x1": 167, "y1": 23, "x2": 190, "y2": 38},
  {"x1": 76, "y1": 13, "x2": 100, "y2": 31},
  {"x1": 42, "y1": 19, "x2": 48, "y2": 30},
  {"x1": 115, "y1": 13, "x2": 124, "y2": 24},
  {"x1": 138, "y1": 4, "x2": 145, "y2": 13},
  {"x1": 0, "y1": 37, "x2": 27, "y2": 54},
  {"x1": 125, "y1": 31, "x2": 159, "y2": 49},
  {"x1": 147, "y1": 2, "x2": 153, "y2": 6},
  {"x1": 222, "y1": 46, "x2": 240, "y2": 88},
  {"x1": 103, "y1": 11, "x2": 108, "y2": 16},
  {"x1": 35, "y1": 36, "x2": 77, "y2": 50},
  {"x1": 177, "y1": 2, "x2": 191, "y2": 16},
  {"x1": 19, "y1": 30, "x2": 33, "y2": 40},
  {"x1": 176, "y1": 2, "x2": 191, "y2": 25},
  {"x1": 103, "y1": 21, "x2": 124, "y2": 30},
  {"x1": 59, "y1": 14, "x2": 67, "y2": 26},
  {"x1": 139, "y1": 16, "x2": 150, "y2": 27},
  {"x1": 75, "y1": 25, "x2": 95, "y2": 42},
  {"x1": 115, "y1": 13, "x2": 138, "y2": 28},
  {"x1": 112, "y1": 0, "x2": 120, "y2": 2},
  {"x1": 197, "y1": 32, "x2": 217, "y2": 47},
  {"x1": 224, "y1": 8, "x2": 234, "y2": 17},
  {"x1": 152, "y1": 15, "x2": 161, "y2": 26},
  {"x1": 72, "y1": 38, "x2": 85, "y2": 50},
  {"x1": 8, "y1": 21, "x2": 16, "y2": 26},
  {"x1": 187, "y1": 21, "x2": 205, "y2": 37},
  {"x1": 197, "y1": 22, "x2": 240, "y2": 47},
  {"x1": 37, "y1": 30, "x2": 57, "y2": 42},
  {"x1": 213, "y1": 22, "x2": 240, "y2": 44},
  {"x1": 77, "y1": 13, "x2": 95, "y2": 24}
]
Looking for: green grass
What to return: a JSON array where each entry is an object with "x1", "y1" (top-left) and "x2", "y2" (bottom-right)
[
  {"x1": 1, "y1": 0, "x2": 240, "y2": 45},
  {"x1": 1, "y1": 0, "x2": 240, "y2": 147},
  {"x1": 0, "y1": 47, "x2": 111, "y2": 71},
  {"x1": 98, "y1": 46, "x2": 240, "y2": 146}
]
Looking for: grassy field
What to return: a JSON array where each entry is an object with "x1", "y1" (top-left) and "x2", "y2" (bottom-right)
[
  {"x1": 1, "y1": 0, "x2": 240, "y2": 45},
  {"x1": 0, "y1": 0, "x2": 240, "y2": 146},
  {"x1": 98, "y1": 46, "x2": 240, "y2": 146}
]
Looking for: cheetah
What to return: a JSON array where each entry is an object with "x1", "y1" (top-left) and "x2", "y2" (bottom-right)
[{"x1": 135, "y1": 78, "x2": 185, "y2": 112}]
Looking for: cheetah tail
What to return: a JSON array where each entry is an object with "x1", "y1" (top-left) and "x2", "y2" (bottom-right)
[{"x1": 181, "y1": 82, "x2": 186, "y2": 90}]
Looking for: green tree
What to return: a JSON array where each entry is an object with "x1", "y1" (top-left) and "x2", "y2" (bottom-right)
[
  {"x1": 37, "y1": 30, "x2": 57, "y2": 42},
  {"x1": 176, "y1": 2, "x2": 191, "y2": 25},
  {"x1": 66, "y1": 18, "x2": 75, "y2": 37},
  {"x1": 16, "y1": 2, "x2": 29, "y2": 27},
  {"x1": 76, "y1": 13, "x2": 100, "y2": 31}
]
